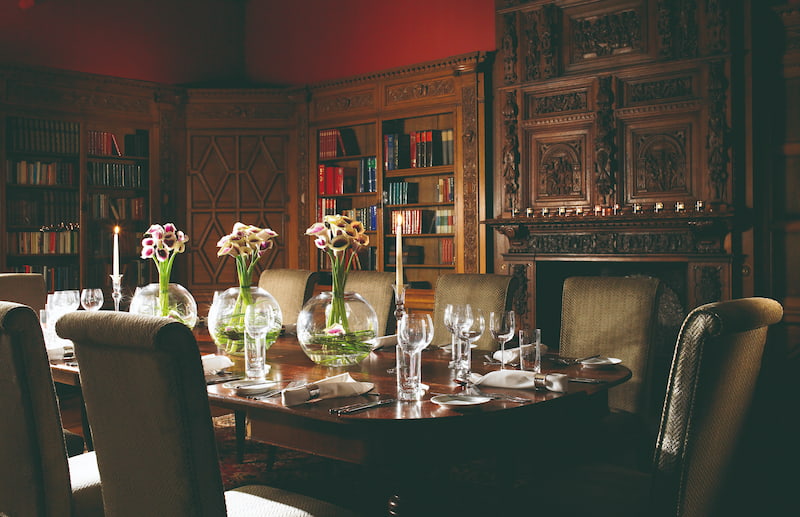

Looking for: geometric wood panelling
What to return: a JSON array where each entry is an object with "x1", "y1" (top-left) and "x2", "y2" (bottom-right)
[
  {"x1": 187, "y1": 132, "x2": 289, "y2": 290},
  {"x1": 526, "y1": 128, "x2": 591, "y2": 206}
]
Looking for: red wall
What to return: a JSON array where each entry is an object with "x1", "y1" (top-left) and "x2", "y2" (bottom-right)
[
  {"x1": 0, "y1": 0, "x2": 244, "y2": 85},
  {"x1": 246, "y1": 0, "x2": 496, "y2": 86},
  {"x1": 0, "y1": 0, "x2": 495, "y2": 86}
]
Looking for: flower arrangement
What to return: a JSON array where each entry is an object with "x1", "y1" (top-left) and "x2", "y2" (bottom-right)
[
  {"x1": 139, "y1": 223, "x2": 191, "y2": 321},
  {"x1": 299, "y1": 214, "x2": 377, "y2": 365},
  {"x1": 212, "y1": 222, "x2": 280, "y2": 354}
]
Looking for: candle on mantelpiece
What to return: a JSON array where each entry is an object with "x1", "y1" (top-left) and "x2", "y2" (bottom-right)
[
  {"x1": 113, "y1": 226, "x2": 120, "y2": 277},
  {"x1": 395, "y1": 214, "x2": 403, "y2": 288}
]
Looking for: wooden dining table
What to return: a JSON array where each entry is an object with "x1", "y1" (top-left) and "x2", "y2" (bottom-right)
[{"x1": 202, "y1": 332, "x2": 631, "y2": 515}]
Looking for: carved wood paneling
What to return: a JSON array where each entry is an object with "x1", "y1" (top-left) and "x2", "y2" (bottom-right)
[
  {"x1": 502, "y1": 11, "x2": 519, "y2": 85},
  {"x1": 706, "y1": 59, "x2": 730, "y2": 203},
  {"x1": 186, "y1": 132, "x2": 289, "y2": 293},
  {"x1": 501, "y1": 91, "x2": 520, "y2": 213},
  {"x1": 528, "y1": 130, "x2": 591, "y2": 206},
  {"x1": 461, "y1": 85, "x2": 480, "y2": 273},
  {"x1": 385, "y1": 78, "x2": 455, "y2": 105},
  {"x1": 567, "y1": 2, "x2": 647, "y2": 67}
]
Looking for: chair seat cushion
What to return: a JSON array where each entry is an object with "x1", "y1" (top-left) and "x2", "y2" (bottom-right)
[
  {"x1": 68, "y1": 451, "x2": 104, "y2": 517},
  {"x1": 225, "y1": 485, "x2": 357, "y2": 517}
]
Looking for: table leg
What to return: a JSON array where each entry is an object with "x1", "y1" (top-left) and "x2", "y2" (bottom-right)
[
  {"x1": 234, "y1": 410, "x2": 246, "y2": 463},
  {"x1": 79, "y1": 391, "x2": 93, "y2": 451}
]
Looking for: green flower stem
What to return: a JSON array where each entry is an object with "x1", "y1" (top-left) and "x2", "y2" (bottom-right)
[
  {"x1": 156, "y1": 251, "x2": 176, "y2": 317},
  {"x1": 224, "y1": 255, "x2": 257, "y2": 354},
  {"x1": 327, "y1": 250, "x2": 349, "y2": 332}
]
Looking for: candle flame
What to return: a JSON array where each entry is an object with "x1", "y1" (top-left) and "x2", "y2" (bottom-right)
[{"x1": 114, "y1": 226, "x2": 120, "y2": 234}]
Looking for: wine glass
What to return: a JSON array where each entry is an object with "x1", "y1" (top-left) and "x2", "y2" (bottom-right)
[
  {"x1": 51, "y1": 290, "x2": 80, "y2": 319},
  {"x1": 244, "y1": 302, "x2": 276, "y2": 380},
  {"x1": 80, "y1": 288, "x2": 104, "y2": 311},
  {"x1": 444, "y1": 303, "x2": 472, "y2": 367},
  {"x1": 397, "y1": 312, "x2": 434, "y2": 401},
  {"x1": 455, "y1": 306, "x2": 484, "y2": 382},
  {"x1": 489, "y1": 310, "x2": 516, "y2": 369}
]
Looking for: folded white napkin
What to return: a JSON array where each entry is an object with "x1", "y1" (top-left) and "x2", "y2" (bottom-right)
[
  {"x1": 46, "y1": 344, "x2": 65, "y2": 361},
  {"x1": 282, "y1": 373, "x2": 375, "y2": 407},
  {"x1": 374, "y1": 334, "x2": 397, "y2": 349},
  {"x1": 468, "y1": 369, "x2": 569, "y2": 393},
  {"x1": 492, "y1": 344, "x2": 549, "y2": 363},
  {"x1": 201, "y1": 354, "x2": 234, "y2": 375}
]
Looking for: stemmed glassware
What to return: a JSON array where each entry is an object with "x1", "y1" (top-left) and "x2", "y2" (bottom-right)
[
  {"x1": 444, "y1": 303, "x2": 472, "y2": 368},
  {"x1": 454, "y1": 306, "x2": 484, "y2": 382},
  {"x1": 80, "y1": 288, "x2": 104, "y2": 311},
  {"x1": 244, "y1": 301, "x2": 279, "y2": 380},
  {"x1": 396, "y1": 312, "x2": 434, "y2": 401},
  {"x1": 489, "y1": 310, "x2": 516, "y2": 369}
]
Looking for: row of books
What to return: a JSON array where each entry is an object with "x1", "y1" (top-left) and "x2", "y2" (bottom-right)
[
  {"x1": 6, "y1": 191, "x2": 80, "y2": 227},
  {"x1": 87, "y1": 130, "x2": 121, "y2": 156},
  {"x1": 87, "y1": 162, "x2": 147, "y2": 188},
  {"x1": 384, "y1": 179, "x2": 419, "y2": 205},
  {"x1": 8, "y1": 230, "x2": 80, "y2": 255},
  {"x1": 89, "y1": 194, "x2": 147, "y2": 221},
  {"x1": 123, "y1": 130, "x2": 149, "y2": 157},
  {"x1": 318, "y1": 128, "x2": 360, "y2": 159},
  {"x1": 6, "y1": 159, "x2": 77, "y2": 186},
  {"x1": 7, "y1": 117, "x2": 80, "y2": 155},
  {"x1": 317, "y1": 247, "x2": 378, "y2": 271},
  {"x1": 317, "y1": 157, "x2": 378, "y2": 195},
  {"x1": 439, "y1": 237, "x2": 455, "y2": 265},
  {"x1": 317, "y1": 197, "x2": 352, "y2": 221},
  {"x1": 7, "y1": 264, "x2": 80, "y2": 292},
  {"x1": 383, "y1": 129, "x2": 454, "y2": 171},
  {"x1": 88, "y1": 260, "x2": 150, "y2": 290},
  {"x1": 391, "y1": 208, "x2": 456, "y2": 235},
  {"x1": 436, "y1": 177, "x2": 455, "y2": 203},
  {"x1": 341, "y1": 205, "x2": 379, "y2": 231}
]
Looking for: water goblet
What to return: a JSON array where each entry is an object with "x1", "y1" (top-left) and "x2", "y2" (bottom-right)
[
  {"x1": 80, "y1": 288, "x2": 104, "y2": 311},
  {"x1": 444, "y1": 303, "x2": 472, "y2": 368},
  {"x1": 396, "y1": 312, "x2": 434, "y2": 401},
  {"x1": 489, "y1": 310, "x2": 516, "y2": 369},
  {"x1": 244, "y1": 302, "x2": 276, "y2": 380}
]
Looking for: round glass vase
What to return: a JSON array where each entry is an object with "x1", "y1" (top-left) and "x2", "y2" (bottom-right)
[
  {"x1": 129, "y1": 282, "x2": 198, "y2": 328},
  {"x1": 208, "y1": 286, "x2": 283, "y2": 356},
  {"x1": 296, "y1": 291, "x2": 379, "y2": 367}
]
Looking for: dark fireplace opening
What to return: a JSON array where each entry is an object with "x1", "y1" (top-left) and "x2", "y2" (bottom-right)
[{"x1": 534, "y1": 260, "x2": 689, "y2": 420}]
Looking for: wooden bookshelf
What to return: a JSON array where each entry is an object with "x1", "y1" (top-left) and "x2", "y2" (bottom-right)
[{"x1": 307, "y1": 52, "x2": 490, "y2": 289}]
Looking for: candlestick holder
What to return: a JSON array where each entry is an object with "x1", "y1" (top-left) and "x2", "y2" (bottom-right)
[
  {"x1": 110, "y1": 274, "x2": 123, "y2": 312},
  {"x1": 393, "y1": 283, "x2": 409, "y2": 322}
]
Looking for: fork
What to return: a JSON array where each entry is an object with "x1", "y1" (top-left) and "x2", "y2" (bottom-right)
[
  {"x1": 464, "y1": 385, "x2": 531, "y2": 404},
  {"x1": 247, "y1": 380, "x2": 302, "y2": 401}
]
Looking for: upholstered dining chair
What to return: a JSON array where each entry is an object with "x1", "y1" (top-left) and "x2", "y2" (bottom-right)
[
  {"x1": 55, "y1": 311, "x2": 356, "y2": 517},
  {"x1": 0, "y1": 272, "x2": 87, "y2": 457},
  {"x1": 536, "y1": 297, "x2": 784, "y2": 517},
  {"x1": 559, "y1": 275, "x2": 661, "y2": 419},
  {"x1": 0, "y1": 301, "x2": 103, "y2": 517},
  {"x1": 345, "y1": 270, "x2": 396, "y2": 335},
  {"x1": 0, "y1": 272, "x2": 48, "y2": 312},
  {"x1": 258, "y1": 268, "x2": 320, "y2": 326},
  {"x1": 431, "y1": 273, "x2": 519, "y2": 350}
]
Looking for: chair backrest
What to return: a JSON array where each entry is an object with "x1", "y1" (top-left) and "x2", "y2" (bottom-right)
[
  {"x1": 651, "y1": 297, "x2": 783, "y2": 517},
  {"x1": 345, "y1": 271, "x2": 396, "y2": 335},
  {"x1": 432, "y1": 273, "x2": 518, "y2": 350},
  {"x1": 258, "y1": 268, "x2": 320, "y2": 325},
  {"x1": 56, "y1": 311, "x2": 227, "y2": 517},
  {"x1": 0, "y1": 302, "x2": 73, "y2": 517},
  {"x1": 560, "y1": 275, "x2": 661, "y2": 416},
  {"x1": 0, "y1": 272, "x2": 48, "y2": 313}
]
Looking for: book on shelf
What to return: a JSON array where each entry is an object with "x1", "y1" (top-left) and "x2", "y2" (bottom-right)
[
  {"x1": 318, "y1": 128, "x2": 360, "y2": 159},
  {"x1": 316, "y1": 197, "x2": 353, "y2": 220},
  {"x1": 387, "y1": 244, "x2": 424, "y2": 265},
  {"x1": 436, "y1": 177, "x2": 455, "y2": 202},
  {"x1": 433, "y1": 208, "x2": 455, "y2": 233},
  {"x1": 438, "y1": 238, "x2": 455, "y2": 265},
  {"x1": 390, "y1": 209, "x2": 435, "y2": 235},
  {"x1": 123, "y1": 129, "x2": 149, "y2": 157},
  {"x1": 384, "y1": 128, "x2": 452, "y2": 169},
  {"x1": 340, "y1": 204, "x2": 379, "y2": 231},
  {"x1": 87, "y1": 130, "x2": 122, "y2": 156},
  {"x1": 384, "y1": 179, "x2": 419, "y2": 205},
  {"x1": 317, "y1": 164, "x2": 367, "y2": 195},
  {"x1": 7, "y1": 117, "x2": 80, "y2": 155},
  {"x1": 358, "y1": 157, "x2": 378, "y2": 193},
  {"x1": 6, "y1": 159, "x2": 76, "y2": 186}
]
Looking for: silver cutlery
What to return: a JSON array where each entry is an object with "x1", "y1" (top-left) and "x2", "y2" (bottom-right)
[
  {"x1": 463, "y1": 385, "x2": 531, "y2": 404},
  {"x1": 568, "y1": 377, "x2": 606, "y2": 384},
  {"x1": 329, "y1": 398, "x2": 396, "y2": 415},
  {"x1": 246, "y1": 380, "x2": 302, "y2": 400}
]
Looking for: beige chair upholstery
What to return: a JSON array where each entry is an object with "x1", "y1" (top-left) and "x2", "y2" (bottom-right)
[
  {"x1": 56, "y1": 311, "x2": 356, "y2": 517},
  {"x1": 0, "y1": 272, "x2": 86, "y2": 456},
  {"x1": 345, "y1": 270, "x2": 396, "y2": 335},
  {"x1": 539, "y1": 297, "x2": 784, "y2": 517},
  {"x1": 432, "y1": 273, "x2": 518, "y2": 350},
  {"x1": 258, "y1": 269, "x2": 320, "y2": 326},
  {"x1": 560, "y1": 276, "x2": 661, "y2": 417},
  {"x1": 0, "y1": 302, "x2": 103, "y2": 517},
  {"x1": 0, "y1": 272, "x2": 48, "y2": 313}
]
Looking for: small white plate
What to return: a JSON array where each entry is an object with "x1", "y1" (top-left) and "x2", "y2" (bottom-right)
[
  {"x1": 223, "y1": 379, "x2": 278, "y2": 395},
  {"x1": 580, "y1": 356, "x2": 622, "y2": 368},
  {"x1": 430, "y1": 394, "x2": 492, "y2": 408}
]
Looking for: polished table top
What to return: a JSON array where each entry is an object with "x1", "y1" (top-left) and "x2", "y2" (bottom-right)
[{"x1": 204, "y1": 334, "x2": 631, "y2": 425}]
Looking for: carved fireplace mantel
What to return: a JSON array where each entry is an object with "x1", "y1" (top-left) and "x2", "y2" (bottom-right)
[{"x1": 484, "y1": 211, "x2": 736, "y2": 333}]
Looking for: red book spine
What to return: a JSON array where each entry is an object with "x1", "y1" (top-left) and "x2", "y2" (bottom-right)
[{"x1": 318, "y1": 164, "x2": 326, "y2": 196}]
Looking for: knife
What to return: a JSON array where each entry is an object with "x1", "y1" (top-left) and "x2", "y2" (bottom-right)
[
  {"x1": 330, "y1": 398, "x2": 396, "y2": 415},
  {"x1": 568, "y1": 377, "x2": 606, "y2": 384}
]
